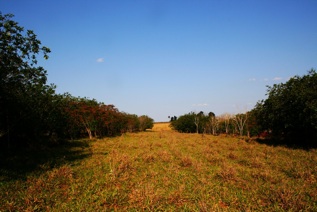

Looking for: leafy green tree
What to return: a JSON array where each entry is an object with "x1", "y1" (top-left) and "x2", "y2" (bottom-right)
[
  {"x1": 254, "y1": 69, "x2": 317, "y2": 145},
  {"x1": 245, "y1": 110, "x2": 261, "y2": 137},
  {"x1": 122, "y1": 113, "x2": 140, "y2": 132},
  {"x1": 170, "y1": 112, "x2": 196, "y2": 133},
  {"x1": 65, "y1": 97, "x2": 100, "y2": 139},
  {"x1": 0, "y1": 13, "x2": 52, "y2": 148},
  {"x1": 62, "y1": 96, "x2": 126, "y2": 139},
  {"x1": 98, "y1": 104, "x2": 122, "y2": 136},
  {"x1": 171, "y1": 112, "x2": 214, "y2": 134}
]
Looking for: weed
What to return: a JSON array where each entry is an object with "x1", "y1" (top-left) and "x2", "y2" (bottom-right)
[
  {"x1": 180, "y1": 155, "x2": 193, "y2": 167},
  {"x1": 228, "y1": 152, "x2": 238, "y2": 160},
  {"x1": 217, "y1": 164, "x2": 237, "y2": 182}
]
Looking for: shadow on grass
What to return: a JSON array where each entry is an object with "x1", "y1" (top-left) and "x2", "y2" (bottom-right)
[
  {"x1": 0, "y1": 139, "x2": 93, "y2": 182},
  {"x1": 255, "y1": 137, "x2": 317, "y2": 150}
]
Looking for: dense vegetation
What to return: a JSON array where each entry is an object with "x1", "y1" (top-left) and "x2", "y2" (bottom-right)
[
  {"x1": 1, "y1": 124, "x2": 316, "y2": 211},
  {"x1": 253, "y1": 70, "x2": 317, "y2": 146},
  {"x1": 171, "y1": 70, "x2": 317, "y2": 147},
  {"x1": 170, "y1": 112, "x2": 253, "y2": 137},
  {"x1": 0, "y1": 13, "x2": 154, "y2": 149}
]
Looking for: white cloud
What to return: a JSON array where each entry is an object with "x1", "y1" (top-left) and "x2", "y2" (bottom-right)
[
  {"x1": 193, "y1": 103, "x2": 208, "y2": 107},
  {"x1": 249, "y1": 78, "x2": 256, "y2": 81},
  {"x1": 273, "y1": 77, "x2": 282, "y2": 81},
  {"x1": 96, "y1": 58, "x2": 104, "y2": 63}
]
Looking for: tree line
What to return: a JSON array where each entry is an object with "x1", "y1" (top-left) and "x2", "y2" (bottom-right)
[
  {"x1": 0, "y1": 13, "x2": 153, "y2": 149},
  {"x1": 170, "y1": 112, "x2": 252, "y2": 136},
  {"x1": 171, "y1": 70, "x2": 317, "y2": 147}
]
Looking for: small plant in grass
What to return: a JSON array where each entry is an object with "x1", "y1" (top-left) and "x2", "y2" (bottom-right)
[
  {"x1": 217, "y1": 164, "x2": 237, "y2": 181},
  {"x1": 157, "y1": 150, "x2": 172, "y2": 163},
  {"x1": 228, "y1": 152, "x2": 238, "y2": 160},
  {"x1": 180, "y1": 156, "x2": 193, "y2": 167},
  {"x1": 143, "y1": 153, "x2": 156, "y2": 163}
]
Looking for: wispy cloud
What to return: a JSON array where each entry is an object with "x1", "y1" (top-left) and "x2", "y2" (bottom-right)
[
  {"x1": 249, "y1": 77, "x2": 285, "y2": 82},
  {"x1": 273, "y1": 77, "x2": 282, "y2": 81},
  {"x1": 96, "y1": 58, "x2": 104, "y2": 63},
  {"x1": 193, "y1": 103, "x2": 208, "y2": 107}
]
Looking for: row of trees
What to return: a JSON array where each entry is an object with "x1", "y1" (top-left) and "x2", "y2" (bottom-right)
[
  {"x1": 57, "y1": 95, "x2": 153, "y2": 140},
  {"x1": 170, "y1": 111, "x2": 253, "y2": 136},
  {"x1": 0, "y1": 13, "x2": 153, "y2": 149},
  {"x1": 171, "y1": 69, "x2": 317, "y2": 146}
]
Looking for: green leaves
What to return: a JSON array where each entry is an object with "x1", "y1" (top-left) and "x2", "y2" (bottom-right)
[
  {"x1": 0, "y1": 13, "x2": 54, "y2": 148},
  {"x1": 254, "y1": 69, "x2": 317, "y2": 144}
]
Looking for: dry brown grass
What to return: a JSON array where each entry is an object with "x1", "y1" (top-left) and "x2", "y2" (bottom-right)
[{"x1": 152, "y1": 122, "x2": 172, "y2": 132}]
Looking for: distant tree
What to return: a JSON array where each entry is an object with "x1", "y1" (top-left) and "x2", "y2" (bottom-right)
[
  {"x1": 232, "y1": 113, "x2": 248, "y2": 136},
  {"x1": 245, "y1": 110, "x2": 261, "y2": 137},
  {"x1": 208, "y1": 112, "x2": 218, "y2": 135},
  {"x1": 64, "y1": 97, "x2": 99, "y2": 139},
  {"x1": 139, "y1": 115, "x2": 154, "y2": 131},
  {"x1": 122, "y1": 113, "x2": 140, "y2": 133},
  {"x1": 219, "y1": 113, "x2": 232, "y2": 134},
  {"x1": 61, "y1": 96, "x2": 126, "y2": 139},
  {"x1": 208, "y1": 112, "x2": 215, "y2": 117},
  {"x1": 194, "y1": 111, "x2": 205, "y2": 134},
  {"x1": 170, "y1": 112, "x2": 196, "y2": 133},
  {"x1": 169, "y1": 115, "x2": 178, "y2": 122},
  {"x1": 254, "y1": 69, "x2": 317, "y2": 145},
  {"x1": 194, "y1": 116, "x2": 199, "y2": 134},
  {"x1": 171, "y1": 112, "x2": 210, "y2": 134},
  {"x1": 104, "y1": 105, "x2": 124, "y2": 136}
]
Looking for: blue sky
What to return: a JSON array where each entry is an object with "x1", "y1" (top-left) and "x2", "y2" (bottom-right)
[{"x1": 1, "y1": 0, "x2": 316, "y2": 122}]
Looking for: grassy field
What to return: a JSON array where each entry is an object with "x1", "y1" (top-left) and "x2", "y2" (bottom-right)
[{"x1": 1, "y1": 123, "x2": 317, "y2": 211}]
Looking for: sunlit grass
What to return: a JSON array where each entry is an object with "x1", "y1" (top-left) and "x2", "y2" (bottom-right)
[
  {"x1": 1, "y1": 124, "x2": 317, "y2": 211},
  {"x1": 152, "y1": 122, "x2": 171, "y2": 132}
]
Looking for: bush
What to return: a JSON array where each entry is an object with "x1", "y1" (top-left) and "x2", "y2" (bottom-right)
[{"x1": 138, "y1": 115, "x2": 154, "y2": 131}]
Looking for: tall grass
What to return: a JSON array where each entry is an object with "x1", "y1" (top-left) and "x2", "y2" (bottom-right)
[{"x1": 1, "y1": 123, "x2": 316, "y2": 211}]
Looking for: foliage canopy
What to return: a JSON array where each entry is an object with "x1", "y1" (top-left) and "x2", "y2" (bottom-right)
[
  {"x1": 253, "y1": 69, "x2": 317, "y2": 145},
  {"x1": 0, "y1": 13, "x2": 53, "y2": 147}
]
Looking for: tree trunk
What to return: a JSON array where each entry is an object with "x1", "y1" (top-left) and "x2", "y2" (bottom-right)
[
  {"x1": 86, "y1": 127, "x2": 93, "y2": 139},
  {"x1": 194, "y1": 117, "x2": 199, "y2": 134},
  {"x1": 6, "y1": 109, "x2": 10, "y2": 149}
]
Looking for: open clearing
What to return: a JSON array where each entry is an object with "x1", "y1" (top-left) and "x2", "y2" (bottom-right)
[{"x1": 1, "y1": 123, "x2": 317, "y2": 211}]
